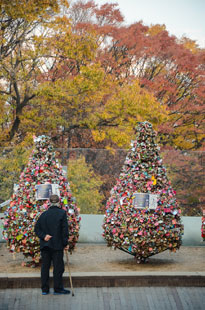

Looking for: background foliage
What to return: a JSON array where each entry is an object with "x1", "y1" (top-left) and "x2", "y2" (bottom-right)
[
  {"x1": 67, "y1": 155, "x2": 103, "y2": 214},
  {"x1": 0, "y1": 0, "x2": 204, "y2": 215}
]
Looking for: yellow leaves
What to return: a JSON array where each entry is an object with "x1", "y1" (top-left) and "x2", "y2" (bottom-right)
[
  {"x1": 171, "y1": 126, "x2": 198, "y2": 150},
  {"x1": 91, "y1": 130, "x2": 106, "y2": 142},
  {"x1": 105, "y1": 126, "x2": 133, "y2": 147},
  {"x1": 87, "y1": 79, "x2": 168, "y2": 147},
  {"x1": 106, "y1": 80, "x2": 167, "y2": 123},
  {"x1": 173, "y1": 137, "x2": 194, "y2": 150},
  {"x1": 74, "y1": 65, "x2": 106, "y2": 100},
  {"x1": 167, "y1": 112, "x2": 205, "y2": 149},
  {"x1": 180, "y1": 37, "x2": 199, "y2": 54},
  {"x1": 0, "y1": 0, "x2": 60, "y2": 21},
  {"x1": 36, "y1": 66, "x2": 167, "y2": 148},
  {"x1": 0, "y1": 142, "x2": 31, "y2": 201},
  {"x1": 147, "y1": 24, "x2": 166, "y2": 36},
  {"x1": 34, "y1": 63, "x2": 110, "y2": 130},
  {"x1": 0, "y1": 1, "x2": 170, "y2": 150},
  {"x1": 0, "y1": 143, "x2": 30, "y2": 172},
  {"x1": 67, "y1": 155, "x2": 103, "y2": 214},
  {"x1": 45, "y1": 16, "x2": 97, "y2": 63}
]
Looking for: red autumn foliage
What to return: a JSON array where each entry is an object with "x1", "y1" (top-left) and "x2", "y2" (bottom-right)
[{"x1": 67, "y1": 0, "x2": 205, "y2": 151}]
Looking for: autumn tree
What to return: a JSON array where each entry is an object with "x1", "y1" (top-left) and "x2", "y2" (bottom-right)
[
  {"x1": 0, "y1": 0, "x2": 60, "y2": 59},
  {"x1": 14, "y1": 3, "x2": 166, "y2": 146},
  {"x1": 1, "y1": 0, "x2": 203, "y2": 216},
  {"x1": 68, "y1": 1, "x2": 205, "y2": 151},
  {"x1": 0, "y1": 0, "x2": 168, "y2": 148},
  {"x1": 0, "y1": 0, "x2": 70, "y2": 144},
  {"x1": 0, "y1": 1, "x2": 167, "y2": 209},
  {"x1": 1, "y1": 0, "x2": 204, "y2": 151},
  {"x1": 34, "y1": 70, "x2": 167, "y2": 148},
  {"x1": 63, "y1": 0, "x2": 204, "y2": 216}
]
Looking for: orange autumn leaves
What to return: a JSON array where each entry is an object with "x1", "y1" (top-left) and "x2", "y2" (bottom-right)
[{"x1": 0, "y1": 0, "x2": 204, "y2": 151}]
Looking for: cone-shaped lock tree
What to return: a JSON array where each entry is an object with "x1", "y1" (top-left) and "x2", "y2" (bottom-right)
[
  {"x1": 3, "y1": 135, "x2": 81, "y2": 265},
  {"x1": 103, "y1": 122, "x2": 184, "y2": 262}
]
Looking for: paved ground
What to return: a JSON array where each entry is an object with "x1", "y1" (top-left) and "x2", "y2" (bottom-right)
[
  {"x1": 0, "y1": 287, "x2": 204, "y2": 310},
  {"x1": 0, "y1": 243, "x2": 205, "y2": 273},
  {"x1": 0, "y1": 244, "x2": 205, "y2": 309}
]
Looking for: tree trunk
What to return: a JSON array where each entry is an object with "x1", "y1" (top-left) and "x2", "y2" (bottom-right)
[{"x1": 9, "y1": 115, "x2": 21, "y2": 141}]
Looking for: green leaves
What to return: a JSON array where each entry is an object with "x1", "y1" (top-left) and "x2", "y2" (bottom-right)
[
  {"x1": 0, "y1": 144, "x2": 30, "y2": 202},
  {"x1": 67, "y1": 155, "x2": 103, "y2": 214}
]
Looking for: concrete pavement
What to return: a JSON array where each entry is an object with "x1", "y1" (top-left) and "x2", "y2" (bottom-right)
[
  {"x1": 0, "y1": 244, "x2": 205, "y2": 288},
  {"x1": 0, "y1": 243, "x2": 204, "y2": 309},
  {"x1": 0, "y1": 287, "x2": 205, "y2": 310}
]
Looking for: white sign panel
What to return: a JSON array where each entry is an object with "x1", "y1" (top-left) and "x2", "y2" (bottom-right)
[
  {"x1": 133, "y1": 193, "x2": 158, "y2": 210},
  {"x1": 35, "y1": 184, "x2": 60, "y2": 200}
]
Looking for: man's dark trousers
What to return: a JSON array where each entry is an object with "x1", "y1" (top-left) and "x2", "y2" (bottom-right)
[
  {"x1": 41, "y1": 247, "x2": 65, "y2": 293},
  {"x1": 34, "y1": 205, "x2": 69, "y2": 293}
]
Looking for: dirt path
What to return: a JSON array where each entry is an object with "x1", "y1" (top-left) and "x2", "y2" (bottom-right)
[{"x1": 0, "y1": 243, "x2": 204, "y2": 273}]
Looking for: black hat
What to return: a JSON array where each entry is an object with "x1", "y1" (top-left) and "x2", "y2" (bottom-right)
[{"x1": 49, "y1": 194, "x2": 60, "y2": 204}]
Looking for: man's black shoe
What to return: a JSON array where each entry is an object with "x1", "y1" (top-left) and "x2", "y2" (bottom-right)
[{"x1": 53, "y1": 289, "x2": 70, "y2": 295}]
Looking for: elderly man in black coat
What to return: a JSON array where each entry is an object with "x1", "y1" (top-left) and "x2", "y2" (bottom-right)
[{"x1": 35, "y1": 194, "x2": 70, "y2": 295}]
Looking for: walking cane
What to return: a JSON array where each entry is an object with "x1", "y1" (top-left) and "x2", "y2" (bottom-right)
[{"x1": 65, "y1": 251, "x2": 74, "y2": 296}]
